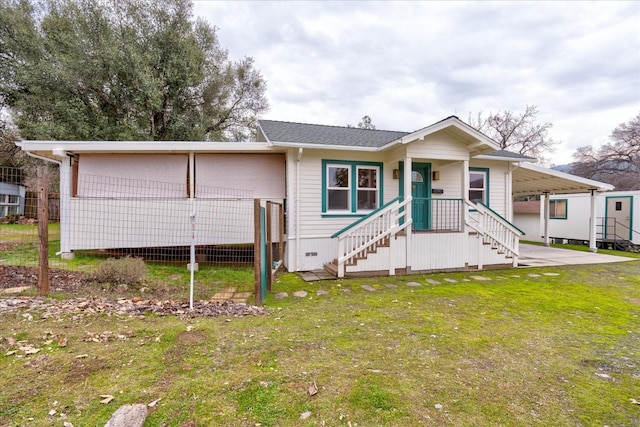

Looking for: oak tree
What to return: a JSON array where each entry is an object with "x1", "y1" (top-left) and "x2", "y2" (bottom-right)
[{"x1": 0, "y1": 0, "x2": 268, "y2": 142}]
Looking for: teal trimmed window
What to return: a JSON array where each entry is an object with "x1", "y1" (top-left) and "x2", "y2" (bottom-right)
[
  {"x1": 469, "y1": 167, "x2": 490, "y2": 206},
  {"x1": 550, "y1": 199, "x2": 568, "y2": 219},
  {"x1": 322, "y1": 160, "x2": 383, "y2": 215}
]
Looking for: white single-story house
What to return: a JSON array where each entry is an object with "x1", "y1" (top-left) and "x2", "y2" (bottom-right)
[
  {"x1": 515, "y1": 191, "x2": 639, "y2": 250},
  {"x1": 17, "y1": 115, "x2": 613, "y2": 276},
  {"x1": 0, "y1": 181, "x2": 26, "y2": 218}
]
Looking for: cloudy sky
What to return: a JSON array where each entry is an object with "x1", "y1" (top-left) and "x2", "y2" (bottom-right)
[{"x1": 193, "y1": 1, "x2": 640, "y2": 165}]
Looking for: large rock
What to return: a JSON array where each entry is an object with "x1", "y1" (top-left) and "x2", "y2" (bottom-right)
[{"x1": 105, "y1": 404, "x2": 148, "y2": 427}]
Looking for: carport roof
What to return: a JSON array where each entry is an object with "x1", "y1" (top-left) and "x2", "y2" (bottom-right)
[{"x1": 512, "y1": 162, "x2": 614, "y2": 196}]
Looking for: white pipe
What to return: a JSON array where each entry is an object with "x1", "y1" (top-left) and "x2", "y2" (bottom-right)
[
  {"x1": 189, "y1": 151, "x2": 195, "y2": 309},
  {"x1": 295, "y1": 148, "x2": 303, "y2": 272},
  {"x1": 589, "y1": 189, "x2": 598, "y2": 253},
  {"x1": 543, "y1": 192, "x2": 550, "y2": 247}
]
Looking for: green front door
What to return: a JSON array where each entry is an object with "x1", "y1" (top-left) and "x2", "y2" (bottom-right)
[{"x1": 411, "y1": 163, "x2": 431, "y2": 231}]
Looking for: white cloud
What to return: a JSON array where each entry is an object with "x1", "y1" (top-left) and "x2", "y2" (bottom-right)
[{"x1": 193, "y1": 0, "x2": 640, "y2": 164}]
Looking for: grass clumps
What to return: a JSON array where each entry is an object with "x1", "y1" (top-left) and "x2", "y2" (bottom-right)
[{"x1": 89, "y1": 256, "x2": 147, "y2": 289}]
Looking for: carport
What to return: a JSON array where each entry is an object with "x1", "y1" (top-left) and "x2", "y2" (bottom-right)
[{"x1": 511, "y1": 162, "x2": 614, "y2": 252}]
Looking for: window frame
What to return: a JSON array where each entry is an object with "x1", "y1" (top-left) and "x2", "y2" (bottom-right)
[
  {"x1": 468, "y1": 167, "x2": 490, "y2": 206},
  {"x1": 322, "y1": 160, "x2": 383, "y2": 216},
  {"x1": 549, "y1": 199, "x2": 568, "y2": 220}
]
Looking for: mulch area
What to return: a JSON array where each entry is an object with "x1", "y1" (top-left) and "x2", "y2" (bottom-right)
[
  {"x1": 0, "y1": 265, "x2": 269, "y2": 318},
  {"x1": 0, "y1": 265, "x2": 85, "y2": 292}
]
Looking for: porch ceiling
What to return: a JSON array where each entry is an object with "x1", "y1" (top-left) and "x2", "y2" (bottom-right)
[{"x1": 512, "y1": 162, "x2": 614, "y2": 196}]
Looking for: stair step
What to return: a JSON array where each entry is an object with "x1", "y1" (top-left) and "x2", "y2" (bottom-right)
[{"x1": 323, "y1": 262, "x2": 338, "y2": 276}]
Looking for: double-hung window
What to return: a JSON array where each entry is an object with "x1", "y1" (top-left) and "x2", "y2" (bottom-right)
[
  {"x1": 323, "y1": 160, "x2": 382, "y2": 214},
  {"x1": 469, "y1": 168, "x2": 489, "y2": 206}
]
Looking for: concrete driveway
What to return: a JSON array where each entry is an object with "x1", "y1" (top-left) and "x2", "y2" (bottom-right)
[{"x1": 518, "y1": 243, "x2": 637, "y2": 267}]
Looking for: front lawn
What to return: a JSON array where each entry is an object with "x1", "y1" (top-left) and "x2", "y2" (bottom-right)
[{"x1": 1, "y1": 259, "x2": 639, "y2": 426}]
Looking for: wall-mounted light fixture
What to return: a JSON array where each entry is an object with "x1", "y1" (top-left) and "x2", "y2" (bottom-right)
[
  {"x1": 393, "y1": 169, "x2": 400, "y2": 179},
  {"x1": 432, "y1": 171, "x2": 440, "y2": 181}
]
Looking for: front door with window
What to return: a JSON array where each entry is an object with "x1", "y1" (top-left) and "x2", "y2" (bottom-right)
[
  {"x1": 411, "y1": 163, "x2": 431, "y2": 231},
  {"x1": 606, "y1": 196, "x2": 632, "y2": 240}
]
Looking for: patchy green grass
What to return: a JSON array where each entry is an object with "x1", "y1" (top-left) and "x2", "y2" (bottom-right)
[
  {"x1": 1, "y1": 258, "x2": 639, "y2": 426},
  {"x1": 0, "y1": 222, "x2": 60, "y2": 243}
]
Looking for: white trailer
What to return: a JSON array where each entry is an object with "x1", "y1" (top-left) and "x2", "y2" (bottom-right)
[{"x1": 542, "y1": 191, "x2": 640, "y2": 249}]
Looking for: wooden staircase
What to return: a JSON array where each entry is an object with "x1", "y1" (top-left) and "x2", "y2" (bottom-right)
[
  {"x1": 328, "y1": 197, "x2": 411, "y2": 278},
  {"x1": 324, "y1": 235, "x2": 390, "y2": 275}
]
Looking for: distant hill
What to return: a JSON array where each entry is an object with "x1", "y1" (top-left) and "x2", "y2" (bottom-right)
[{"x1": 551, "y1": 163, "x2": 574, "y2": 173}]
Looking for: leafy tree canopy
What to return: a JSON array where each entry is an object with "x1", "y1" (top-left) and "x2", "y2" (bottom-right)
[
  {"x1": 468, "y1": 105, "x2": 558, "y2": 162},
  {"x1": 571, "y1": 112, "x2": 640, "y2": 190},
  {"x1": 0, "y1": 0, "x2": 268, "y2": 141},
  {"x1": 347, "y1": 115, "x2": 376, "y2": 130}
]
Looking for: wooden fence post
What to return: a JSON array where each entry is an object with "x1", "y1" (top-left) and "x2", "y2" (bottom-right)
[{"x1": 37, "y1": 166, "x2": 50, "y2": 295}]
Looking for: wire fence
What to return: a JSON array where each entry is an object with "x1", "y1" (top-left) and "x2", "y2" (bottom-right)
[{"x1": 1, "y1": 167, "x2": 285, "y2": 302}]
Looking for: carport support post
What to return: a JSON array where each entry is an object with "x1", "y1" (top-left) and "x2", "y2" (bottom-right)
[
  {"x1": 589, "y1": 189, "x2": 598, "y2": 252},
  {"x1": 543, "y1": 192, "x2": 551, "y2": 247}
]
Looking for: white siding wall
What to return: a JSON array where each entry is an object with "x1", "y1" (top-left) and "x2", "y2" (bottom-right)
[
  {"x1": 410, "y1": 233, "x2": 467, "y2": 270},
  {"x1": 513, "y1": 213, "x2": 544, "y2": 242},
  {"x1": 407, "y1": 133, "x2": 470, "y2": 160},
  {"x1": 469, "y1": 159, "x2": 509, "y2": 217}
]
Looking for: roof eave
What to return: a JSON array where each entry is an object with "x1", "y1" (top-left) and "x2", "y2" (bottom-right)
[
  {"x1": 474, "y1": 154, "x2": 538, "y2": 163},
  {"x1": 17, "y1": 140, "x2": 277, "y2": 154},
  {"x1": 269, "y1": 141, "x2": 380, "y2": 151}
]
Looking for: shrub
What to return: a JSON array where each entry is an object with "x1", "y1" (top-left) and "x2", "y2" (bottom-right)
[{"x1": 90, "y1": 256, "x2": 147, "y2": 288}]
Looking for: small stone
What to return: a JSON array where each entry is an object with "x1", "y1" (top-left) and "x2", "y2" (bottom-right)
[
  {"x1": 293, "y1": 291, "x2": 308, "y2": 298},
  {"x1": 361, "y1": 285, "x2": 376, "y2": 292},
  {"x1": 406, "y1": 281, "x2": 422, "y2": 287},
  {"x1": 426, "y1": 279, "x2": 441, "y2": 285},
  {"x1": 274, "y1": 292, "x2": 288, "y2": 300},
  {"x1": 384, "y1": 284, "x2": 397, "y2": 289},
  {"x1": 543, "y1": 273, "x2": 560, "y2": 276},
  {"x1": 316, "y1": 290, "x2": 329, "y2": 296},
  {"x1": 595, "y1": 372, "x2": 611, "y2": 379},
  {"x1": 470, "y1": 276, "x2": 491, "y2": 281},
  {"x1": 444, "y1": 278, "x2": 458, "y2": 283},
  {"x1": 105, "y1": 404, "x2": 148, "y2": 427},
  {"x1": 435, "y1": 403, "x2": 443, "y2": 410},
  {"x1": 300, "y1": 411, "x2": 312, "y2": 420},
  {"x1": 527, "y1": 273, "x2": 541, "y2": 277}
]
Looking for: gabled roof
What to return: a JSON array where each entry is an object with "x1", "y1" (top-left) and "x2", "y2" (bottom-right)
[
  {"x1": 258, "y1": 120, "x2": 408, "y2": 148},
  {"x1": 258, "y1": 116, "x2": 501, "y2": 155}
]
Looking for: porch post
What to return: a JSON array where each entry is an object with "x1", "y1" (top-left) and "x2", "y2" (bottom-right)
[
  {"x1": 588, "y1": 189, "x2": 598, "y2": 253},
  {"x1": 404, "y1": 156, "x2": 412, "y2": 273},
  {"x1": 543, "y1": 192, "x2": 550, "y2": 247}
]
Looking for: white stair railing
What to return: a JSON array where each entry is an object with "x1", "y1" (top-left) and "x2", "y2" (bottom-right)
[
  {"x1": 465, "y1": 201, "x2": 523, "y2": 267},
  {"x1": 332, "y1": 197, "x2": 412, "y2": 277}
]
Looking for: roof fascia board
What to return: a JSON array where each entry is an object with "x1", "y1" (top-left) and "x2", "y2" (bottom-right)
[
  {"x1": 17, "y1": 140, "x2": 275, "y2": 153},
  {"x1": 475, "y1": 154, "x2": 537, "y2": 162}
]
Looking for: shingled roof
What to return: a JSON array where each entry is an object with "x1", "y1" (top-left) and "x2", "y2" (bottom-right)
[
  {"x1": 257, "y1": 118, "x2": 534, "y2": 161},
  {"x1": 258, "y1": 120, "x2": 409, "y2": 148}
]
